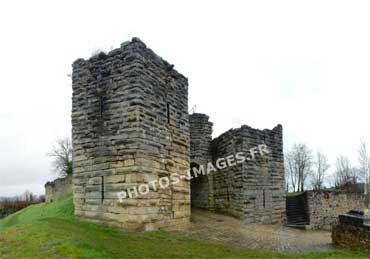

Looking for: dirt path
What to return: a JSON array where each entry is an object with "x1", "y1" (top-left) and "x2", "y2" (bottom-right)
[{"x1": 182, "y1": 209, "x2": 333, "y2": 253}]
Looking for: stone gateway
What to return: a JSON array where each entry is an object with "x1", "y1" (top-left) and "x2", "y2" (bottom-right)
[{"x1": 71, "y1": 38, "x2": 285, "y2": 231}]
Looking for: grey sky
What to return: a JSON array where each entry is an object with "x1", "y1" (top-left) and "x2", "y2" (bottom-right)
[{"x1": 1, "y1": 0, "x2": 370, "y2": 196}]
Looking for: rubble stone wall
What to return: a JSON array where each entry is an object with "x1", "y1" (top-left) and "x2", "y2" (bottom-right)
[
  {"x1": 306, "y1": 191, "x2": 365, "y2": 230},
  {"x1": 332, "y1": 214, "x2": 370, "y2": 248},
  {"x1": 71, "y1": 38, "x2": 190, "y2": 231},
  {"x1": 45, "y1": 175, "x2": 73, "y2": 203}
]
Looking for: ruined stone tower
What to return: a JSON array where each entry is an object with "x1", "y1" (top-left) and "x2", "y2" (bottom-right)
[
  {"x1": 189, "y1": 113, "x2": 285, "y2": 224},
  {"x1": 71, "y1": 38, "x2": 190, "y2": 230},
  {"x1": 210, "y1": 125, "x2": 285, "y2": 224}
]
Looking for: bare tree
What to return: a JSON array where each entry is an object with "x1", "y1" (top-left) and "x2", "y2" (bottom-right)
[
  {"x1": 285, "y1": 143, "x2": 313, "y2": 192},
  {"x1": 284, "y1": 162, "x2": 290, "y2": 192},
  {"x1": 334, "y1": 155, "x2": 357, "y2": 188},
  {"x1": 285, "y1": 154, "x2": 297, "y2": 192},
  {"x1": 358, "y1": 139, "x2": 370, "y2": 207},
  {"x1": 311, "y1": 151, "x2": 330, "y2": 191},
  {"x1": 20, "y1": 190, "x2": 36, "y2": 202},
  {"x1": 358, "y1": 139, "x2": 370, "y2": 183},
  {"x1": 48, "y1": 137, "x2": 73, "y2": 177}
]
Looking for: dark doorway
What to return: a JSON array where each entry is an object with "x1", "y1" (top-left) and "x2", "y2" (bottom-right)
[{"x1": 190, "y1": 162, "x2": 209, "y2": 208}]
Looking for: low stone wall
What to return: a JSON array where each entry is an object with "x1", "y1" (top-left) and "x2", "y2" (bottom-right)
[
  {"x1": 332, "y1": 213, "x2": 370, "y2": 248},
  {"x1": 306, "y1": 191, "x2": 364, "y2": 230},
  {"x1": 45, "y1": 175, "x2": 73, "y2": 203}
]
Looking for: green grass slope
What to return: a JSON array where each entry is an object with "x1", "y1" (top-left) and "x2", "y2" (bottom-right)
[
  {"x1": 0, "y1": 195, "x2": 74, "y2": 230},
  {"x1": 0, "y1": 195, "x2": 368, "y2": 259}
]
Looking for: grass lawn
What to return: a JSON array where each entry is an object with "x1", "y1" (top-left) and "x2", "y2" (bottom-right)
[{"x1": 0, "y1": 196, "x2": 368, "y2": 258}]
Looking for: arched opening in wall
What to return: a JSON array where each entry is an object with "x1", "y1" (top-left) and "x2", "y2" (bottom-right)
[{"x1": 190, "y1": 162, "x2": 209, "y2": 209}]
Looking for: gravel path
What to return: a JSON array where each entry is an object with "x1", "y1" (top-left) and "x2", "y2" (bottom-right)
[{"x1": 182, "y1": 209, "x2": 333, "y2": 253}]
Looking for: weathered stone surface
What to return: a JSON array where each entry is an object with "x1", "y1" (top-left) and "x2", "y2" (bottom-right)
[
  {"x1": 306, "y1": 191, "x2": 365, "y2": 230},
  {"x1": 45, "y1": 175, "x2": 73, "y2": 203},
  {"x1": 332, "y1": 212, "x2": 370, "y2": 248},
  {"x1": 211, "y1": 125, "x2": 285, "y2": 224},
  {"x1": 189, "y1": 113, "x2": 213, "y2": 209},
  {"x1": 189, "y1": 114, "x2": 285, "y2": 224},
  {"x1": 72, "y1": 37, "x2": 190, "y2": 231}
]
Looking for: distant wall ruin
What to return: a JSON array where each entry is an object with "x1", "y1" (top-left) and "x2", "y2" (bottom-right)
[
  {"x1": 45, "y1": 175, "x2": 73, "y2": 203},
  {"x1": 306, "y1": 191, "x2": 365, "y2": 230}
]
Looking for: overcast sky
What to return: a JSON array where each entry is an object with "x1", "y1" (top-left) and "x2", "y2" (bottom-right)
[{"x1": 1, "y1": 0, "x2": 370, "y2": 196}]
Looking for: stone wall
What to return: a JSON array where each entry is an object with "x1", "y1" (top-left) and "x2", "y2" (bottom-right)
[
  {"x1": 209, "y1": 125, "x2": 285, "y2": 224},
  {"x1": 45, "y1": 175, "x2": 73, "y2": 203},
  {"x1": 189, "y1": 113, "x2": 213, "y2": 209},
  {"x1": 306, "y1": 191, "x2": 365, "y2": 230},
  {"x1": 332, "y1": 213, "x2": 370, "y2": 248},
  {"x1": 71, "y1": 38, "x2": 190, "y2": 231}
]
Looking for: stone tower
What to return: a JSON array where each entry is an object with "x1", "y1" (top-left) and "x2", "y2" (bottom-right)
[
  {"x1": 189, "y1": 113, "x2": 285, "y2": 223},
  {"x1": 71, "y1": 38, "x2": 190, "y2": 231},
  {"x1": 211, "y1": 125, "x2": 285, "y2": 224}
]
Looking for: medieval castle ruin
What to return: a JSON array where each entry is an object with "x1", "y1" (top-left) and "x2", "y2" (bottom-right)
[
  {"x1": 44, "y1": 38, "x2": 366, "y2": 234},
  {"x1": 68, "y1": 38, "x2": 285, "y2": 230}
]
